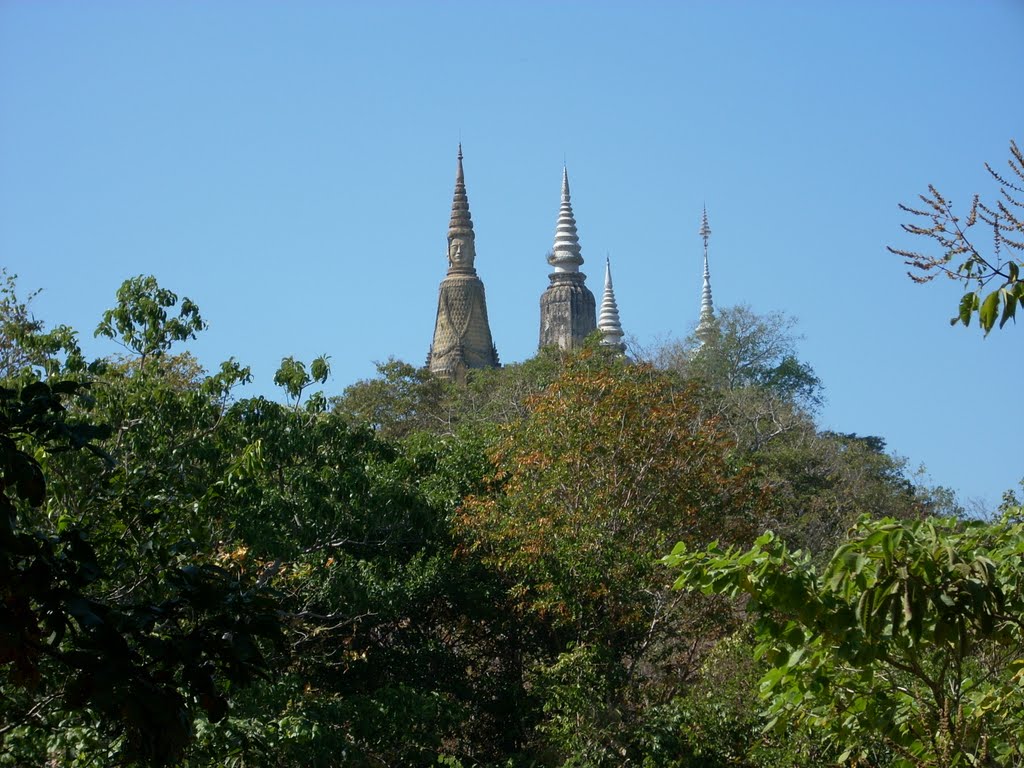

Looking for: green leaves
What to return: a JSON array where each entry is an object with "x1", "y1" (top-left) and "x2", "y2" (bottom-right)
[
  {"x1": 980, "y1": 289, "x2": 1002, "y2": 333},
  {"x1": 1, "y1": 375, "x2": 285, "y2": 767},
  {"x1": 954, "y1": 291, "x2": 979, "y2": 327},
  {"x1": 667, "y1": 514, "x2": 1024, "y2": 766},
  {"x1": 95, "y1": 275, "x2": 206, "y2": 361},
  {"x1": 955, "y1": 282, "x2": 1023, "y2": 334},
  {"x1": 0, "y1": 269, "x2": 87, "y2": 382},
  {"x1": 895, "y1": 140, "x2": 1024, "y2": 335},
  {"x1": 662, "y1": 305, "x2": 824, "y2": 414},
  {"x1": 273, "y1": 354, "x2": 331, "y2": 407}
]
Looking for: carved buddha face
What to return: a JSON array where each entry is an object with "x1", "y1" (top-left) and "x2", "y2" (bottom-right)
[{"x1": 449, "y1": 240, "x2": 475, "y2": 268}]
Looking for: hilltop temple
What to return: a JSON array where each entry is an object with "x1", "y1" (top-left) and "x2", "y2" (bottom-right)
[{"x1": 427, "y1": 147, "x2": 714, "y2": 378}]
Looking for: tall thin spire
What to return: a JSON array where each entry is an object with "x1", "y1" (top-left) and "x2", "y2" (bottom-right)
[
  {"x1": 599, "y1": 256, "x2": 625, "y2": 352},
  {"x1": 447, "y1": 142, "x2": 476, "y2": 272},
  {"x1": 547, "y1": 166, "x2": 584, "y2": 273},
  {"x1": 696, "y1": 205, "x2": 718, "y2": 345}
]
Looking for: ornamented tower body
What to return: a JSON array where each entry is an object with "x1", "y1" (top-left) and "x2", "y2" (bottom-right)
[
  {"x1": 695, "y1": 206, "x2": 718, "y2": 346},
  {"x1": 427, "y1": 146, "x2": 499, "y2": 380},
  {"x1": 598, "y1": 257, "x2": 626, "y2": 353},
  {"x1": 539, "y1": 167, "x2": 597, "y2": 350}
]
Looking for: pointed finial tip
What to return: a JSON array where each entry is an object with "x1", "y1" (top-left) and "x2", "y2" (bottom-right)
[
  {"x1": 699, "y1": 205, "x2": 712, "y2": 240},
  {"x1": 457, "y1": 142, "x2": 463, "y2": 160}
]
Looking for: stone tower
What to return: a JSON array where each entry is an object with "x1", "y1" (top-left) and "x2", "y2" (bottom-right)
[
  {"x1": 427, "y1": 146, "x2": 499, "y2": 380},
  {"x1": 598, "y1": 256, "x2": 626, "y2": 353},
  {"x1": 695, "y1": 206, "x2": 718, "y2": 346},
  {"x1": 539, "y1": 167, "x2": 596, "y2": 350}
]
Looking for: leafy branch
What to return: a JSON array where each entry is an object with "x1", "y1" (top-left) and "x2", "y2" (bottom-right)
[{"x1": 889, "y1": 139, "x2": 1024, "y2": 334}]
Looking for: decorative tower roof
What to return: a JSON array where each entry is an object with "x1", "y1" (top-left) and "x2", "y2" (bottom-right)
[
  {"x1": 547, "y1": 166, "x2": 584, "y2": 273},
  {"x1": 695, "y1": 205, "x2": 718, "y2": 346},
  {"x1": 446, "y1": 143, "x2": 477, "y2": 273},
  {"x1": 539, "y1": 165, "x2": 596, "y2": 350},
  {"x1": 428, "y1": 145, "x2": 499, "y2": 379},
  {"x1": 598, "y1": 256, "x2": 625, "y2": 352}
]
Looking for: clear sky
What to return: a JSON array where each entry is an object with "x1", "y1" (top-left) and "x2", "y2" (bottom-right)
[{"x1": 2, "y1": 1, "x2": 1022, "y2": 509}]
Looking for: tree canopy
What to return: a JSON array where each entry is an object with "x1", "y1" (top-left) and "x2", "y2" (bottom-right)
[
  {"x1": 1, "y1": 273, "x2": 1007, "y2": 768},
  {"x1": 667, "y1": 514, "x2": 1024, "y2": 767}
]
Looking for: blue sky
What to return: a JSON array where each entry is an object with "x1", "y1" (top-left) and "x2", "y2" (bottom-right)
[{"x1": 2, "y1": 1, "x2": 1022, "y2": 509}]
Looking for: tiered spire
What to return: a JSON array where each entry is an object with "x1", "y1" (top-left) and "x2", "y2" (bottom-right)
[
  {"x1": 695, "y1": 205, "x2": 718, "y2": 345},
  {"x1": 538, "y1": 165, "x2": 597, "y2": 350},
  {"x1": 444, "y1": 144, "x2": 477, "y2": 272},
  {"x1": 428, "y1": 145, "x2": 499, "y2": 379},
  {"x1": 547, "y1": 166, "x2": 584, "y2": 273},
  {"x1": 598, "y1": 256, "x2": 625, "y2": 352}
]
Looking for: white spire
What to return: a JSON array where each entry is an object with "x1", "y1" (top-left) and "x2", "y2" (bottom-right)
[
  {"x1": 700, "y1": 252, "x2": 714, "y2": 321},
  {"x1": 696, "y1": 206, "x2": 718, "y2": 345},
  {"x1": 547, "y1": 166, "x2": 584, "y2": 273},
  {"x1": 599, "y1": 256, "x2": 625, "y2": 351}
]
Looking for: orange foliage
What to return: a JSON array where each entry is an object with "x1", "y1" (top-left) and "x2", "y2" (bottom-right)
[{"x1": 458, "y1": 353, "x2": 764, "y2": 642}]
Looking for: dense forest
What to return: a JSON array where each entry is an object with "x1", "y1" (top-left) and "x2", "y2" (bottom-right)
[{"x1": 2, "y1": 265, "x2": 1023, "y2": 768}]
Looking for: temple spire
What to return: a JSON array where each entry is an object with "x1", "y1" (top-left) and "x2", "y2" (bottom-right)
[
  {"x1": 428, "y1": 145, "x2": 499, "y2": 379},
  {"x1": 547, "y1": 166, "x2": 584, "y2": 273},
  {"x1": 538, "y1": 165, "x2": 596, "y2": 350},
  {"x1": 598, "y1": 256, "x2": 625, "y2": 352},
  {"x1": 696, "y1": 205, "x2": 718, "y2": 345},
  {"x1": 447, "y1": 143, "x2": 476, "y2": 272}
]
